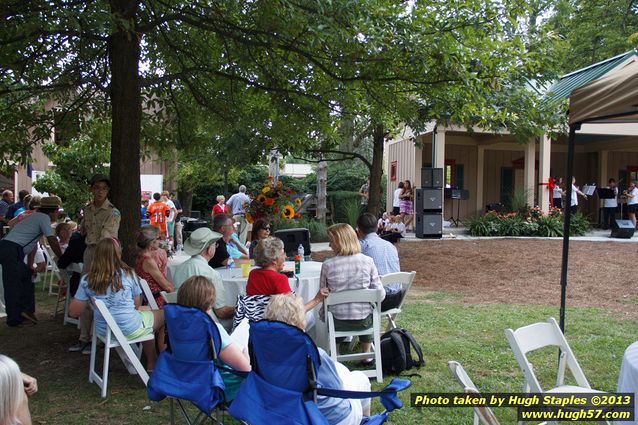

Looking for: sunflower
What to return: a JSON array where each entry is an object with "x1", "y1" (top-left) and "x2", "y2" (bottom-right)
[
  {"x1": 256, "y1": 194, "x2": 266, "y2": 203},
  {"x1": 281, "y1": 204, "x2": 295, "y2": 219},
  {"x1": 262, "y1": 186, "x2": 271, "y2": 194},
  {"x1": 294, "y1": 197, "x2": 302, "y2": 206},
  {"x1": 245, "y1": 213, "x2": 254, "y2": 224},
  {"x1": 277, "y1": 180, "x2": 283, "y2": 188},
  {"x1": 265, "y1": 197, "x2": 275, "y2": 206}
]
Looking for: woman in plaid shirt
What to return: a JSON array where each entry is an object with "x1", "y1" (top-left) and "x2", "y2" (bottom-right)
[{"x1": 320, "y1": 224, "x2": 385, "y2": 360}]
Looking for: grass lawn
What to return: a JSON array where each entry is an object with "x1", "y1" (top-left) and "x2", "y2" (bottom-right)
[{"x1": 2, "y1": 288, "x2": 636, "y2": 424}]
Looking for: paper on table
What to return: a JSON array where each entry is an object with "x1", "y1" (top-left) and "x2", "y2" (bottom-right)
[{"x1": 230, "y1": 318, "x2": 250, "y2": 353}]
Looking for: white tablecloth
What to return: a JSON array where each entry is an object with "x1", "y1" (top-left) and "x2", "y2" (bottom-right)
[
  {"x1": 166, "y1": 253, "x2": 190, "y2": 283},
  {"x1": 617, "y1": 341, "x2": 638, "y2": 424},
  {"x1": 216, "y1": 260, "x2": 328, "y2": 349}
]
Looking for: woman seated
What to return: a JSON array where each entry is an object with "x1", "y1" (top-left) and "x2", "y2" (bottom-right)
[
  {"x1": 134, "y1": 225, "x2": 174, "y2": 309},
  {"x1": 177, "y1": 275, "x2": 251, "y2": 402},
  {"x1": 0, "y1": 354, "x2": 37, "y2": 425},
  {"x1": 247, "y1": 236, "x2": 327, "y2": 312},
  {"x1": 55, "y1": 221, "x2": 77, "y2": 253},
  {"x1": 226, "y1": 218, "x2": 249, "y2": 262},
  {"x1": 69, "y1": 237, "x2": 164, "y2": 371},
  {"x1": 264, "y1": 294, "x2": 371, "y2": 425},
  {"x1": 376, "y1": 212, "x2": 389, "y2": 234},
  {"x1": 321, "y1": 224, "x2": 384, "y2": 358},
  {"x1": 248, "y1": 218, "x2": 270, "y2": 259}
]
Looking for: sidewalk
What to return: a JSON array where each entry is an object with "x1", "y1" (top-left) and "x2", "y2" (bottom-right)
[{"x1": 310, "y1": 226, "x2": 638, "y2": 252}]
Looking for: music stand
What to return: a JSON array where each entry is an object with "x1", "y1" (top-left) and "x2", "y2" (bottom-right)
[
  {"x1": 596, "y1": 187, "x2": 615, "y2": 199},
  {"x1": 446, "y1": 189, "x2": 469, "y2": 227}
]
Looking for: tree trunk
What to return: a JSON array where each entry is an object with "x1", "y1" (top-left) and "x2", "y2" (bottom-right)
[
  {"x1": 108, "y1": 0, "x2": 142, "y2": 265},
  {"x1": 368, "y1": 123, "x2": 385, "y2": 216},
  {"x1": 180, "y1": 189, "x2": 193, "y2": 218},
  {"x1": 316, "y1": 161, "x2": 327, "y2": 224}
]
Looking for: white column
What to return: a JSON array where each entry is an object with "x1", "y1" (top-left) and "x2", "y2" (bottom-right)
[
  {"x1": 539, "y1": 134, "x2": 551, "y2": 213},
  {"x1": 476, "y1": 146, "x2": 485, "y2": 214},
  {"x1": 599, "y1": 151, "x2": 608, "y2": 187},
  {"x1": 524, "y1": 138, "x2": 535, "y2": 207},
  {"x1": 434, "y1": 128, "x2": 446, "y2": 168}
]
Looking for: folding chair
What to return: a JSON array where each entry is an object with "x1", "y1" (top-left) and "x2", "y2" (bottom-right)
[
  {"x1": 161, "y1": 291, "x2": 178, "y2": 304},
  {"x1": 147, "y1": 304, "x2": 228, "y2": 424},
  {"x1": 379, "y1": 271, "x2": 416, "y2": 331},
  {"x1": 229, "y1": 320, "x2": 411, "y2": 425},
  {"x1": 324, "y1": 288, "x2": 384, "y2": 382},
  {"x1": 505, "y1": 317, "x2": 609, "y2": 425},
  {"x1": 89, "y1": 298, "x2": 153, "y2": 398},
  {"x1": 136, "y1": 276, "x2": 159, "y2": 310}
]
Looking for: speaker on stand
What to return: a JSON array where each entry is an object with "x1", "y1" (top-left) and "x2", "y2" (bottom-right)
[{"x1": 416, "y1": 167, "x2": 443, "y2": 239}]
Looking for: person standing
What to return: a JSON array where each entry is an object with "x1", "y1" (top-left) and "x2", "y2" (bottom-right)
[
  {"x1": 552, "y1": 178, "x2": 564, "y2": 209},
  {"x1": 0, "y1": 189, "x2": 14, "y2": 228},
  {"x1": 0, "y1": 196, "x2": 63, "y2": 326},
  {"x1": 147, "y1": 192, "x2": 170, "y2": 240},
  {"x1": 359, "y1": 179, "x2": 370, "y2": 208},
  {"x1": 211, "y1": 195, "x2": 229, "y2": 218},
  {"x1": 624, "y1": 181, "x2": 638, "y2": 228},
  {"x1": 162, "y1": 191, "x2": 177, "y2": 250},
  {"x1": 602, "y1": 178, "x2": 618, "y2": 230},
  {"x1": 570, "y1": 177, "x2": 588, "y2": 214},
  {"x1": 140, "y1": 199, "x2": 150, "y2": 226},
  {"x1": 226, "y1": 185, "x2": 251, "y2": 244},
  {"x1": 399, "y1": 180, "x2": 414, "y2": 232},
  {"x1": 69, "y1": 174, "x2": 120, "y2": 353},
  {"x1": 170, "y1": 192, "x2": 184, "y2": 250},
  {"x1": 392, "y1": 182, "x2": 404, "y2": 216}
]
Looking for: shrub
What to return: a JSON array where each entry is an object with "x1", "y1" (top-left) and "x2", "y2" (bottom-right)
[
  {"x1": 466, "y1": 208, "x2": 590, "y2": 237},
  {"x1": 272, "y1": 217, "x2": 328, "y2": 242},
  {"x1": 535, "y1": 215, "x2": 564, "y2": 237},
  {"x1": 569, "y1": 212, "x2": 591, "y2": 236}
]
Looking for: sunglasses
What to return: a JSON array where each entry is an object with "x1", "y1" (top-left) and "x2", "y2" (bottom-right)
[{"x1": 263, "y1": 227, "x2": 271, "y2": 231}]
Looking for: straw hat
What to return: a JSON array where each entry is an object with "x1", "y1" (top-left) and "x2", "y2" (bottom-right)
[
  {"x1": 39, "y1": 196, "x2": 62, "y2": 209},
  {"x1": 183, "y1": 228, "x2": 222, "y2": 256}
]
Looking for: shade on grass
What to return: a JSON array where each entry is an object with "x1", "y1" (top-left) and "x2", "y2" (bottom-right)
[{"x1": 3, "y1": 290, "x2": 636, "y2": 424}]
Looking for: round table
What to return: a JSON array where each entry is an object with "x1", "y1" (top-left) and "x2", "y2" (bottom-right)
[
  {"x1": 617, "y1": 341, "x2": 638, "y2": 424},
  {"x1": 216, "y1": 260, "x2": 328, "y2": 349}
]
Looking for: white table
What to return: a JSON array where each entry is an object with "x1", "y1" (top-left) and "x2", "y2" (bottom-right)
[
  {"x1": 617, "y1": 341, "x2": 638, "y2": 424},
  {"x1": 216, "y1": 261, "x2": 328, "y2": 349}
]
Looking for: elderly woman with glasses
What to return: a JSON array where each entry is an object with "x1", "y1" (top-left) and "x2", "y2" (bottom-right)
[
  {"x1": 134, "y1": 225, "x2": 173, "y2": 309},
  {"x1": 247, "y1": 236, "x2": 328, "y2": 311},
  {"x1": 248, "y1": 218, "x2": 271, "y2": 259}
]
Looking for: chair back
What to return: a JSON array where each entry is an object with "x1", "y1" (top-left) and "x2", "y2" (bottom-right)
[
  {"x1": 379, "y1": 271, "x2": 416, "y2": 312},
  {"x1": 324, "y1": 288, "x2": 385, "y2": 309},
  {"x1": 448, "y1": 361, "x2": 500, "y2": 425},
  {"x1": 505, "y1": 317, "x2": 590, "y2": 392},
  {"x1": 249, "y1": 320, "x2": 321, "y2": 393},
  {"x1": 135, "y1": 276, "x2": 159, "y2": 310},
  {"x1": 164, "y1": 304, "x2": 222, "y2": 361},
  {"x1": 160, "y1": 291, "x2": 177, "y2": 304}
]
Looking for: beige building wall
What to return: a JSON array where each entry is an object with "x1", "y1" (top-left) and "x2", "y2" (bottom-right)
[{"x1": 385, "y1": 136, "x2": 424, "y2": 212}]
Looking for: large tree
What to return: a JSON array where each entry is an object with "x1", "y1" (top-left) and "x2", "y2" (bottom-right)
[{"x1": 2, "y1": 0, "x2": 562, "y2": 258}]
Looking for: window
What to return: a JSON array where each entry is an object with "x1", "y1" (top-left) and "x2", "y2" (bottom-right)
[{"x1": 444, "y1": 160, "x2": 464, "y2": 189}]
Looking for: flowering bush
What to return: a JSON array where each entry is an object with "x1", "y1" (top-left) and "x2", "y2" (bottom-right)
[
  {"x1": 466, "y1": 207, "x2": 590, "y2": 237},
  {"x1": 245, "y1": 177, "x2": 302, "y2": 223}
]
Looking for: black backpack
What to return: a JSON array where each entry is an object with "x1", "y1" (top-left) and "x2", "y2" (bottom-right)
[{"x1": 380, "y1": 328, "x2": 424, "y2": 375}]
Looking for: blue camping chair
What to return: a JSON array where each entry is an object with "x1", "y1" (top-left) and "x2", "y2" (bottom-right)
[
  {"x1": 229, "y1": 320, "x2": 411, "y2": 425},
  {"x1": 147, "y1": 304, "x2": 227, "y2": 424}
]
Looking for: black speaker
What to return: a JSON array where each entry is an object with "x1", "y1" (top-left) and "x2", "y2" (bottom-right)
[
  {"x1": 416, "y1": 213, "x2": 442, "y2": 238},
  {"x1": 421, "y1": 167, "x2": 443, "y2": 188},
  {"x1": 416, "y1": 188, "x2": 443, "y2": 212},
  {"x1": 273, "y1": 228, "x2": 311, "y2": 258},
  {"x1": 611, "y1": 219, "x2": 635, "y2": 239}
]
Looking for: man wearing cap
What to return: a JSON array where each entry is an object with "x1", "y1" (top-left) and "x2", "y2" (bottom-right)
[
  {"x1": 68, "y1": 174, "x2": 120, "y2": 353},
  {"x1": 0, "y1": 196, "x2": 64, "y2": 326},
  {"x1": 173, "y1": 227, "x2": 235, "y2": 330}
]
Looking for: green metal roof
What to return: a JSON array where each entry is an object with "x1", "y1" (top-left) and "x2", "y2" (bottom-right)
[{"x1": 547, "y1": 49, "x2": 638, "y2": 100}]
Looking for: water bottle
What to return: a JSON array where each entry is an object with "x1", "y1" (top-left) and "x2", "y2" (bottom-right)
[{"x1": 297, "y1": 244, "x2": 305, "y2": 261}]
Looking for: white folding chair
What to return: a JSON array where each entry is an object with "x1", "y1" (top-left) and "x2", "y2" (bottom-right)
[
  {"x1": 89, "y1": 298, "x2": 153, "y2": 398},
  {"x1": 136, "y1": 276, "x2": 159, "y2": 310},
  {"x1": 160, "y1": 291, "x2": 178, "y2": 304},
  {"x1": 43, "y1": 245, "x2": 61, "y2": 295},
  {"x1": 379, "y1": 271, "x2": 416, "y2": 331},
  {"x1": 324, "y1": 288, "x2": 384, "y2": 382},
  {"x1": 505, "y1": 317, "x2": 609, "y2": 425}
]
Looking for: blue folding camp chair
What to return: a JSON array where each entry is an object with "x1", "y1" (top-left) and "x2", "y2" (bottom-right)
[
  {"x1": 147, "y1": 304, "x2": 227, "y2": 424},
  {"x1": 229, "y1": 320, "x2": 411, "y2": 425}
]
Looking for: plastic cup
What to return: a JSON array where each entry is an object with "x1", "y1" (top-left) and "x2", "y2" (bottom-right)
[{"x1": 241, "y1": 263, "x2": 251, "y2": 278}]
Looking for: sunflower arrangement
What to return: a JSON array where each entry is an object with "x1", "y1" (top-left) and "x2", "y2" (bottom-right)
[{"x1": 245, "y1": 177, "x2": 301, "y2": 223}]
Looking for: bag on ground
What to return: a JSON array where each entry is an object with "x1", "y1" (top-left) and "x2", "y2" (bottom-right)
[{"x1": 380, "y1": 328, "x2": 424, "y2": 374}]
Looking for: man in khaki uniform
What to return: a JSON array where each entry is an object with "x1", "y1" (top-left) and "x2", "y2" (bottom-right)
[{"x1": 69, "y1": 174, "x2": 121, "y2": 354}]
